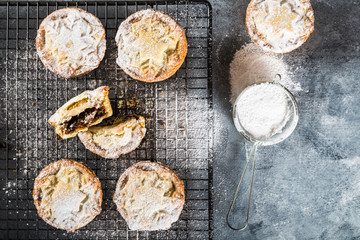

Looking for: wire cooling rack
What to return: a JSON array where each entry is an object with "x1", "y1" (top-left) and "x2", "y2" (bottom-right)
[{"x1": 0, "y1": 1, "x2": 213, "y2": 239}]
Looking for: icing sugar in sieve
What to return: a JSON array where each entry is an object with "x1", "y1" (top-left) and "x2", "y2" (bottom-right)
[
  {"x1": 227, "y1": 82, "x2": 298, "y2": 231},
  {"x1": 233, "y1": 82, "x2": 298, "y2": 146}
]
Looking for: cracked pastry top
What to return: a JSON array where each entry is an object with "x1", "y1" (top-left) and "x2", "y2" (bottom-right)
[
  {"x1": 246, "y1": 0, "x2": 314, "y2": 53},
  {"x1": 113, "y1": 161, "x2": 185, "y2": 231},
  {"x1": 78, "y1": 115, "x2": 146, "y2": 159},
  {"x1": 33, "y1": 159, "x2": 102, "y2": 232},
  {"x1": 115, "y1": 9, "x2": 188, "y2": 82},
  {"x1": 48, "y1": 86, "x2": 113, "y2": 139},
  {"x1": 36, "y1": 7, "x2": 106, "y2": 79}
]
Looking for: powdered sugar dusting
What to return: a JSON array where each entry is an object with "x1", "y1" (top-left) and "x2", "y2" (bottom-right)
[
  {"x1": 113, "y1": 162, "x2": 184, "y2": 231},
  {"x1": 246, "y1": 0, "x2": 314, "y2": 53},
  {"x1": 78, "y1": 116, "x2": 146, "y2": 159},
  {"x1": 115, "y1": 9, "x2": 187, "y2": 82},
  {"x1": 33, "y1": 160, "x2": 102, "y2": 232},
  {"x1": 36, "y1": 8, "x2": 106, "y2": 79},
  {"x1": 230, "y1": 43, "x2": 302, "y2": 104}
]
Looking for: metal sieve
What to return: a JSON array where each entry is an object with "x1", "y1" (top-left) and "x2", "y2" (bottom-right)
[{"x1": 226, "y1": 82, "x2": 299, "y2": 231}]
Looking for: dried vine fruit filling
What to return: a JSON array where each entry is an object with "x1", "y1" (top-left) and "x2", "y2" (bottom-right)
[{"x1": 61, "y1": 107, "x2": 106, "y2": 134}]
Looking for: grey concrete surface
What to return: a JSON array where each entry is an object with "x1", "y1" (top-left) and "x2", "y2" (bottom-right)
[{"x1": 211, "y1": 0, "x2": 360, "y2": 239}]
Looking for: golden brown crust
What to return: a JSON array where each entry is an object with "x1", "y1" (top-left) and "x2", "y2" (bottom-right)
[
  {"x1": 115, "y1": 9, "x2": 188, "y2": 82},
  {"x1": 48, "y1": 86, "x2": 113, "y2": 139},
  {"x1": 246, "y1": 0, "x2": 314, "y2": 54},
  {"x1": 113, "y1": 161, "x2": 185, "y2": 230},
  {"x1": 36, "y1": 7, "x2": 106, "y2": 79},
  {"x1": 33, "y1": 159, "x2": 102, "y2": 232},
  {"x1": 78, "y1": 115, "x2": 146, "y2": 159}
]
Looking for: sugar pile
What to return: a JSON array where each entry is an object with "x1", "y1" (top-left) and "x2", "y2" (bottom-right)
[
  {"x1": 230, "y1": 43, "x2": 301, "y2": 104},
  {"x1": 235, "y1": 83, "x2": 292, "y2": 140}
]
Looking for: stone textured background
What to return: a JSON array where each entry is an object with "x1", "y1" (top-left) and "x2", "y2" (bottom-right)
[{"x1": 212, "y1": 0, "x2": 360, "y2": 239}]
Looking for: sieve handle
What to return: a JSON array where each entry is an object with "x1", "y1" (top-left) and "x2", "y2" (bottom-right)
[{"x1": 226, "y1": 143, "x2": 258, "y2": 231}]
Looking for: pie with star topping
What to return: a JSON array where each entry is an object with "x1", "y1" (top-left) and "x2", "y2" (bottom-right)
[
  {"x1": 115, "y1": 9, "x2": 188, "y2": 82},
  {"x1": 33, "y1": 159, "x2": 102, "y2": 232},
  {"x1": 36, "y1": 7, "x2": 106, "y2": 79},
  {"x1": 246, "y1": 0, "x2": 314, "y2": 53},
  {"x1": 113, "y1": 161, "x2": 185, "y2": 230},
  {"x1": 78, "y1": 115, "x2": 146, "y2": 159}
]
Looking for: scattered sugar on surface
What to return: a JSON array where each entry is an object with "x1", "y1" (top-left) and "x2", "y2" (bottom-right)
[
  {"x1": 339, "y1": 157, "x2": 360, "y2": 206},
  {"x1": 230, "y1": 43, "x2": 302, "y2": 104},
  {"x1": 1, "y1": 3, "x2": 212, "y2": 237},
  {"x1": 7, "y1": 181, "x2": 16, "y2": 188}
]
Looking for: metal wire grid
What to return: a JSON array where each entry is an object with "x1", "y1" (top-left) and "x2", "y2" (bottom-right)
[{"x1": 0, "y1": 1, "x2": 213, "y2": 239}]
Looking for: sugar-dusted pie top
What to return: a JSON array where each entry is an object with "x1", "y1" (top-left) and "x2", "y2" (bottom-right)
[
  {"x1": 113, "y1": 161, "x2": 185, "y2": 231},
  {"x1": 246, "y1": 0, "x2": 314, "y2": 53},
  {"x1": 33, "y1": 159, "x2": 102, "y2": 232},
  {"x1": 89, "y1": 116, "x2": 144, "y2": 149},
  {"x1": 78, "y1": 115, "x2": 146, "y2": 159},
  {"x1": 36, "y1": 7, "x2": 106, "y2": 79},
  {"x1": 115, "y1": 9, "x2": 187, "y2": 82}
]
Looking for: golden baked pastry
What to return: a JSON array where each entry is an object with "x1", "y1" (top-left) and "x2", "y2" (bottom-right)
[
  {"x1": 33, "y1": 159, "x2": 102, "y2": 232},
  {"x1": 78, "y1": 115, "x2": 146, "y2": 159},
  {"x1": 115, "y1": 9, "x2": 187, "y2": 82},
  {"x1": 246, "y1": 0, "x2": 314, "y2": 53},
  {"x1": 113, "y1": 161, "x2": 185, "y2": 231},
  {"x1": 36, "y1": 7, "x2": 106, "y2": 79},
  {"x1": 48, "y1": 86, "x2": 113, "y2": 139}
]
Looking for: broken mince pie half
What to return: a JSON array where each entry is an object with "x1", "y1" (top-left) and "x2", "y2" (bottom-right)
[
  {"x1": 78, "y1": 115, "x2": 146, "y2": 159},
  {"x1": 48, "y1": 86, "x2": 113, "y2": 139}
]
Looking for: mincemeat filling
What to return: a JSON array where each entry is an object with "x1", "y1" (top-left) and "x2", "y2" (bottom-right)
[{"x1": 62, "y1": 107, "x2": 106, "y2": 134}]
